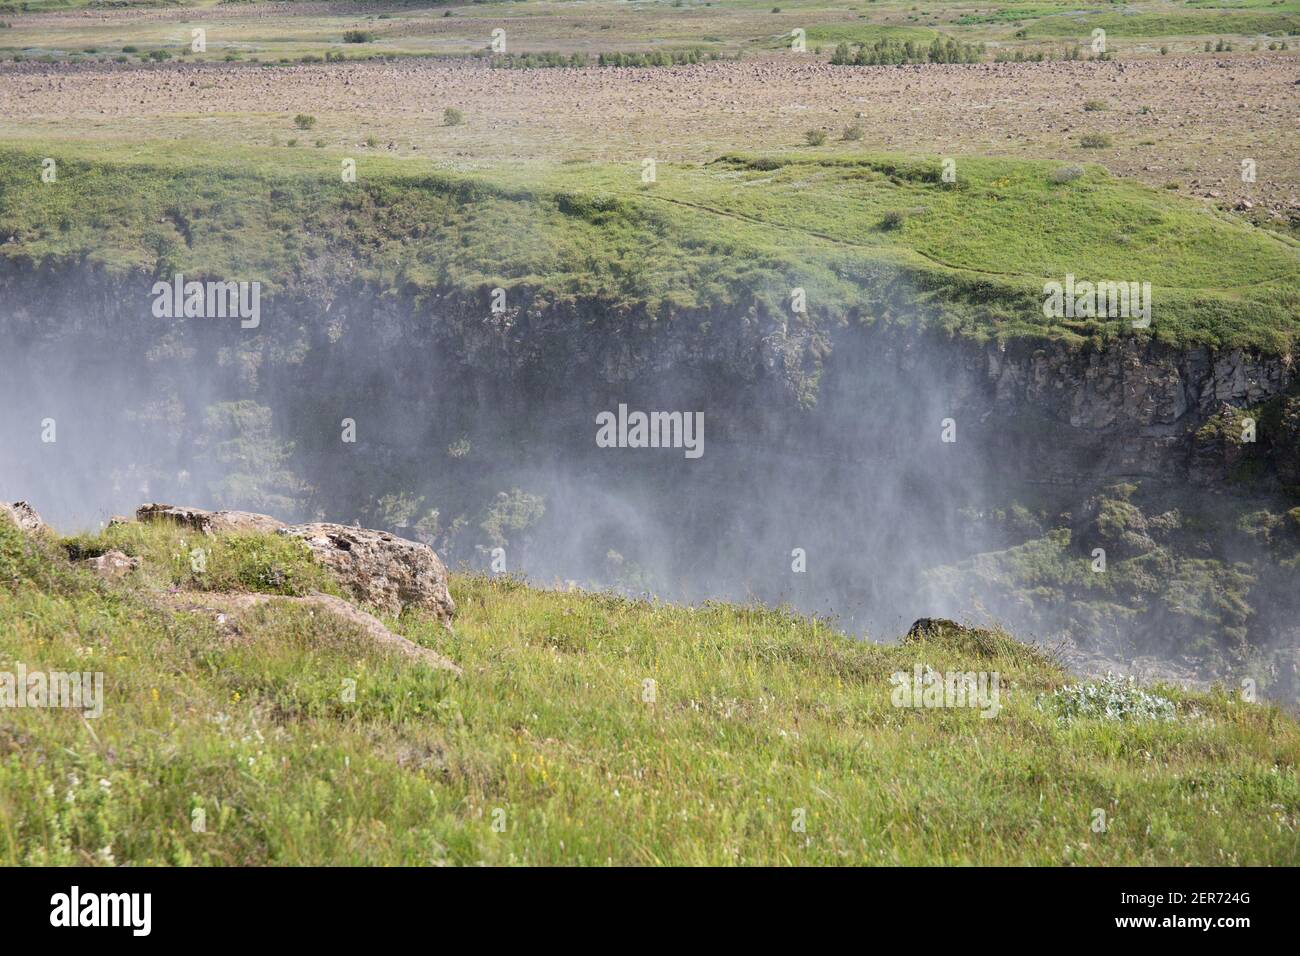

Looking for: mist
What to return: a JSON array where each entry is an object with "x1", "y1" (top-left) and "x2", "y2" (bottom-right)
[{"x1": 2, "y1": 265, "x2": 1296, "y2": 695}]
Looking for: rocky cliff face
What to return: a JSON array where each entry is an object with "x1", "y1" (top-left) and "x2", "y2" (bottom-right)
[
  {"x1": 1, "y1": 260, "x2": 1292, "y2": 485},
  {"x1": 842, "y1": 326, "x2": 1297, "y2": 486}
]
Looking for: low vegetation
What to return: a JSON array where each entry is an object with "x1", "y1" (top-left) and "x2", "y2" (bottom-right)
[
  {"x1": 830, "y1": 36, "x2": 983, "y2": 66},
  {"x1": 928, "y1": 479, "x2": 1300, "y2": 683},
  {"x1": 1, "y1": 512, "x2": 1297, "y2": 865},
  {"x1": 488, "y1": 49, "x2": 720, "y2": 70}
]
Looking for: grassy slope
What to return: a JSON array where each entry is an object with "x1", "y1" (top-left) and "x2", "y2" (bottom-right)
[
  {"x1": 1, "y1": 142, "x2": 1296, "y2": 351},
  {"x1": 2, "y1": 513, "x2": 1298, "y2": 865}
]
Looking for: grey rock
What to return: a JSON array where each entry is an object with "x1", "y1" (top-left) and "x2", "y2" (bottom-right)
[
  {"x1": 135, "y1": 503, "x2": 287, "y2": 536},
  {"x1": 82, "y1": 550, "x2": 141, "y2": 580},
  {"x1": 280, "y1": 522, "x2": 456, "y2": 626},
  {"x1": 1, "y1": 501, "x2": 45, "y2": 535}
]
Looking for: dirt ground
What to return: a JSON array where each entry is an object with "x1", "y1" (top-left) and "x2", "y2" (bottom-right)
[{"x1": 1, "y1": 52, "x2": 1296, "y2": 217}]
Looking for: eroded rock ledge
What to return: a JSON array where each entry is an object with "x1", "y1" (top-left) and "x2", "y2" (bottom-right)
[{"x1": 135, "y1": 503, "x2": 457, "y2": 628}]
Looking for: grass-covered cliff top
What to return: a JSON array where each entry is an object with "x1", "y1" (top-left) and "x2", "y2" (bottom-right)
[
  {"x1": 0, "y1": 141, "x2": 1296, "y2": 351},
  {"x1": 2, "y1": 510, "x2": 1298, "y2": 865}
]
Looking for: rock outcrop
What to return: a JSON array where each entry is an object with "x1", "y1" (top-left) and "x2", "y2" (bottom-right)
[
  {"x1": 161, "y1": 591, "x2": 460, "y2": 673},
  {"x1": 854, "y1": 329, "x2": 1298, "y2": 486},
  {"x1": 82, "y1": 549, "x2": 141, "y2": 580},
  {"x1": 129, "y1": 504, "x2": 455, "y2": 625},
  {"x1": 279, "y1": 523, "x2": 456, "y2": 626},
  {"x1": 1, "y1": 500, "x2": 45, "y2": 535},
  {"x1": 135, "y1": 504, "x2": 287, "y2": 536}
]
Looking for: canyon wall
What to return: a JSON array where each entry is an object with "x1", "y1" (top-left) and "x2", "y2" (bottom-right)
[{"x1": 2, "y1": 260, "x2": 1297, "y2": 687}]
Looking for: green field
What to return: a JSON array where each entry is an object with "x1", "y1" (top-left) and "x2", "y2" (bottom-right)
[
  {"x1": 3, "y1": 511, "x2": 1298, "y2": 865},
  {"x1": 2, "y1": 142, "x2": 1296, "y2": 351}
]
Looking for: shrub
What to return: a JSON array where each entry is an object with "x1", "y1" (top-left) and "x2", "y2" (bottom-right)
[
  {"x1": 829, "y1": 35, "x2": 982, "y2": 66},
  {"x1": 343, "y1": 30, "x2": 376, "y2": 44},
  {"x1": 841, "y1": 123, "x2": 864, "y2": 142},
  {"x1": 146, "y1": 50, "x2": 171, "y2": 62},
  {"x1": 444, "y1": 107, "x2": 464, "y2": 127},
  {"x1": 1039, "y1": 674, "x2": 1176, "y2": 724},
  {"x1": 879, "y1": 209, "x2": 905, "y2": 230},
  {"x1": 1080, "y1": 132, "x2": 1112, "y2": 149},
  {"x1": 293, "y1": 114, "x2": 317, "y2": 130},
  {"x1": 1050, "y1": 164, "x2": 1084, "y2": 184},
  {"x1": 804, "y1": 129, "x2": 827, "y2": 146}
]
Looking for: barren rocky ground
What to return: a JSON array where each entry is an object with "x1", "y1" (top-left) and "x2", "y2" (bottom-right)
[{"x1": 1, "y1": 52, "x2": 1296, "y2": 217}]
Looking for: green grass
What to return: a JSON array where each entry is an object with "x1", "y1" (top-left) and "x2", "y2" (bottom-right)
[
  {"x1": 1, "y1": 512, "x2": 1297, "y2": 864},
  {"x1": 1024, "y1": 10, "x2": 1300, "y2": 39},
  {"x1": 60, "y1": 522, "x2": 343, "y2": 598},
  {"x1": 0, "y1": 141, "x2": 1296, "y2": 354}
]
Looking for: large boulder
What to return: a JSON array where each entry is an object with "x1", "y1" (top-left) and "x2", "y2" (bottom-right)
[
  {"x1": 279, "y1": 523, "x2": 456, "y2": 626},
  {"x1": 1, "y1": 501, "x2": 46, "y2": 535},
  {"x1": 135, "y1": 504, "x2": 286, "y2": 536}
]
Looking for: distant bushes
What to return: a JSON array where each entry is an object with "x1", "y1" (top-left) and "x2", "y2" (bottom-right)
[
  {"x1": 489, "y1": 48, "x2": 719, "y2": 69},
  {"x1": 830, "y1": 36, "x2": 983, "y2": 66},
  {"x1": 343, "y1": 30, "x2": 376, "y2": 44},
  {"x1": 598, "y1": 48, "x2": 718, "y2": 67},
  {"x1": 993, "y1": 49, "x2": 1046, "y2": 63},
  {"x1": 975, "y1": 43, "x2": 1121, "y2": 64},
  {"x1": 1080, "y1": 133, "x2": 1113, "y2": 149},
  {"x1": 490, "y1": 51, "x2": 591, "y2": 69}
]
